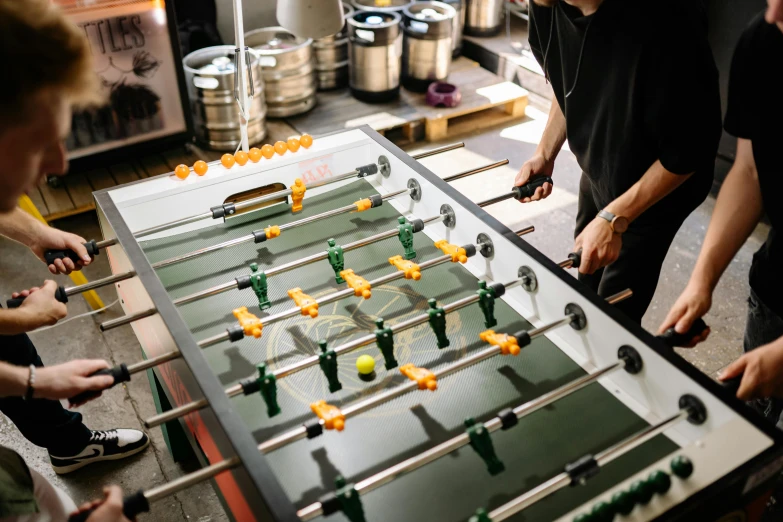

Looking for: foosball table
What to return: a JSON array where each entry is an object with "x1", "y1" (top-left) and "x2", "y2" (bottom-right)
[{"x1": 53, "y1": 127, "x2": 783, "y2": 521}]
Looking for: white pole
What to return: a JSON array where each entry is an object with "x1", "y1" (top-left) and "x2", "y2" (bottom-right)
[{"x1": 232, "y1": 0, "x2": 250, "y2": 152}]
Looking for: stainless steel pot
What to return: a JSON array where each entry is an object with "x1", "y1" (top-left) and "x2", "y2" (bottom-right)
[
  {"x1": 183, "y1": 45, "x2": 267, "y2": 151},
  {"x1": 245, "y1": 27, "x2": 317, "y2": 117},
  {"x1": 464, "y1": 0, "x2": 504, "y2": 36},
  {"x1": 401, "y1": 2, "x2": 455, "y2": 92},
  {"x1": 347, "y1": 11, "x2": 403, "y2": 102},
  {"x1": 313, "y1": 3, "x2": 355, "y2": 90}
]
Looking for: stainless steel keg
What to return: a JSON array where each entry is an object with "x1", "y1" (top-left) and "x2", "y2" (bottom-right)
[
  {"x1": 183, "y1": 45, "x2": 267, "y2": 151},
  {"x1": 401, "y1": 2, "x2": 455, "y2": 92},
  {"x1": 347, "y1": 11, "x2": 403, "y2": 102},
  {"x1": 245, "y1": 27, "x2": 317, "y2": 117},
  {"x1": 464, "y1": 0, "x2": 504, "y2": 36},
  {"x1": 441, "y1": 0, "x2": 466, "y2": 56},
  {"x1": 313, "y1": 3, "x2": 354, "y2": 90},
  {"x1": 351, "y1": 0, "x2": 412, "y2": 13}
]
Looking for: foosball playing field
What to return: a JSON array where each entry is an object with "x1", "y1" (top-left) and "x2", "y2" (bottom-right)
[{"x1": 66, "y1": 127, "x2": 783, "y2": 522}]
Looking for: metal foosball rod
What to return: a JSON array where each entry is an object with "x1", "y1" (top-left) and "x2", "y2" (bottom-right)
[
  {"x1": 254, "y1": 290, "x2": 632, "y2": 455},
  {"x1": 76, "y1": 228, "x2": 535, "y2": 408},
  {"x1": 297, "y1": 362, "x2": 706, "y2": 522},
  {"x1": 152, "y1": 187, "x2": 413, "y2": 270},
  {"x1": 195, "y1": 228, "x2": 534, "y2": 350},
  {"x1": 143, "y1": 275, "x2": 535, "y2": 428},
  {"x1": 473, "y1": 409, "x2": 694, "y2": 522},
  {"x1": 45, "y1": 143, "x2": 465, "y2": 265},
  {"x1": 71, "y1": 292, "x2": 632, "y2": 522},
  {"x1": 5, "y1": 271, "x2": 136, "y2": 309},
  {"x1": 18, "y1": 160, "x2": 522, "y2": 310}
]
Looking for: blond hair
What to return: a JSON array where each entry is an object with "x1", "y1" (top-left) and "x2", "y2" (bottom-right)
[{"x1": 0, "y1": 0, "x2": 102, "y2": 123}]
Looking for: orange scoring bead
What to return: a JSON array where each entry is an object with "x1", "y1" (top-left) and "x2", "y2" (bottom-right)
[
  {"x1": 400, "y1": 363, "x2": 437, "y2": 391},
  {"x1": 221, "y1": 153, "x2": 236, "y2": 168},
  {"x1": 233, "y1": 307, "x2": 263, "y2": 338},
  {"x1": 388, "y1": 255, "x2": 422, "y2": 280},
  {"x1": 287, "y1": 137, "x2": 301, "y2": 153},
  {"x1": 434, "y1": 240, "x2": 469, "y2": 264},
  {"x1": 310, "y1": 400, "x2": 345, "y2": 431},
  {"x1": 261, "y1": 144, "x2": 275, "y2": 159},
  {"x1": 193, "y1": 160, "x2": 208, "y2": 176},
  {"x1": 287, "y1": 287, "x2": 319, "y2": 318},
  {"x1": 274, "y1": 141, "x2": 288, "y2": 156},
  {"x1": 340, "y1": 269, "x2": 372, "y2": 299},
  {"x1": 234, "y1": 151, "x2": 249, "y2": 166},
  {"x1": 300, "y1": 134, "x2": 313, "y2": 148},
  {"x1": 479, "y1": 330, "x2": 520, "y2": 356},
  {"x1": 174, "y1": 164, "x2": 190, "y2": 179},
  {"x1": 248, "y1": 147, "x2": 262, "y2": 163}
]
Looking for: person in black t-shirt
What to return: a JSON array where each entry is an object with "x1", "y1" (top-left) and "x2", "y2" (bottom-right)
[
  {"x1": 660, "y1": 3, "x2": 783, "y2": 423},
  {"x1": 515, "y1": 0, "x2": 722, "y2": 322}
]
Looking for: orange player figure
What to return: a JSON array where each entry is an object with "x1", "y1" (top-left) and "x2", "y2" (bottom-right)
[
  {"x1": 354, "y1": 197, "x2": 373, "y2": 212},
  {"x1": 290, "y1": 178, "x2": 306, "y2": 212},
  {"x1": 233, "y1": 306, "x2": 263, "y2": 338},
  {"x1": 340, "y1": 269, "x2": 372, "y2": 299},
  {"x1": 400, "y1": 363, "x2": 437, "y2": 391},
  {"x1": 264, "y1": 225, "x2": 281, "y2": 240},
  {"x1": 310, "y1": 400, "x2": 345, "y2": 431},
  {"x1": 288, "y1": 287, "x2": 319, "y2": 318},
  {"x1": 388, "y1": 255, "x2": 422, "y2": 280},
  {"x1": 479, "y1": 330, "x2": 520, "y2": 356},
  {"x1": 434, "y1": 240, "x2": 469, "y2": 264}
]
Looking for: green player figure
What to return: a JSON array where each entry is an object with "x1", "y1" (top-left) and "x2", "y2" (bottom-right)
[
  {"x1": 374, "y1": 317, "x2": 397, "y2": 369},
  {"x1": 334, "y1": 476, "x2": 366, "y2": 522},
  {"x1": 256, "y1": 363, "x2": 280, "y2": 417},
  {"x1": 396, "y1": 216, "x2": 416, "y2": 260},
  {"x1": 318, "y1": 339, "x2": 342, "y2": 393},
  {"x1": 427, "y1": 298, "x2": 450, "y2": 349},
  {"x1": 465, "y1": 417, "x2": 504, "y2": 475},
  {"x1": 327, "y1": 238, "x2": 345, "y2": 284},
  {"x1": 249, "y1": 262, "x2": 271, "y2": 309},
  {"x1": 477, "y1": 280, "x2": 497, "y2": 328}
]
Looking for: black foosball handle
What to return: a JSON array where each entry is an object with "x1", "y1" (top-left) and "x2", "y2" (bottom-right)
[
  {"x1": 44, "y1": 240, "x2": 99, "y2": 265},
  {"x1": 512, "y1": 176, "x2": 554, "y2": 200},
  {"x1": 720, "y1": 374, "x2": 743, "y2": 397},
  {"x1": 6, "y1": 286, "x2": 68, "y2": 308},
  {"x1": 68, "y1": 489, "x2": 149, "y2": 522},
  {"x1": 69, "y1": 364, "x2": 131, "y2": 406},
  {"x1": 658, "y1": 318, "x2": 709, "y2": 348}
]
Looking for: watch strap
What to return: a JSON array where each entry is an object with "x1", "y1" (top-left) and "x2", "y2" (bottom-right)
[
  {"x1": 597, "y1": 209, "x2": 616, "y2": 224},
  {"x1": 24, "y1": 365, "x2": 35, "y2": 401}
]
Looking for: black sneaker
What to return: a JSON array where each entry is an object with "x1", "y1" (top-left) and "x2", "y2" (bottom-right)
[{"x1": 49, "y1": 429, "x2": 150, "y2": 474}]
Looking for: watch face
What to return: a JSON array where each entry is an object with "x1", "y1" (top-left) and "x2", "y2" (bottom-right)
[{"x1": 613, "y1": 216, "x2": 629, "y2": 234}]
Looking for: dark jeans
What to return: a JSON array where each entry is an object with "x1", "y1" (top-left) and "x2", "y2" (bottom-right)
[
  {"x1": 575, "y1": 175, "x2": 694, "y2": 323},
  {"x1": 0, "y1": 332, "x2": 91, "y2": 455},
  {"x1": 744, "y1": 289, "x2": 783, "y2": 431}
]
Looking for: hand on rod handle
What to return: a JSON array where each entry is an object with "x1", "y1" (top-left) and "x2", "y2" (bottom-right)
[{"x1": 6, "y1": 285, "x2": 68, "y2": 308}]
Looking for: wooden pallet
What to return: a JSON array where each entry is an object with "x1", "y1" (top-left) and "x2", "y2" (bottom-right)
[
  {"x1": 35, "y1": 121, "x2": 298, "y2": 221},
  {"x1": 286, "y1": 57, "x2": 528, "y2": 144}
]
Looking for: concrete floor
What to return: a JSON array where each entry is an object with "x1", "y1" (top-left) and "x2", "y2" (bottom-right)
[{"x1": 0, "y1": 114, "x2": 766, "y2": 520}]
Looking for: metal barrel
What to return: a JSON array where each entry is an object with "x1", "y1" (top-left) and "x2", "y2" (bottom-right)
[
  {"x1": 351, "y1": 0, "x2": 412, "y2": 12},
  {"x1": 401, "y1": 2, "x2": 456, "y2": 92},
  {"x1": 245, "y1": 27, "x2": 318, "y2": 118},
  {"x1": 183, "y1": 45, "x2": 267, "y2": 151},
  {"x1": 441, "y1": 0, "x2": 466, "y2": 57},
  {"x1": 348, "y1": 11, "x2": 403, "y2": 102},
  {"x1": 464, "y1": 0, "x2": 504, "y2": 37},
  {"x1": 313, "y1": 3, "x2": 355, "y2": 90}
]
